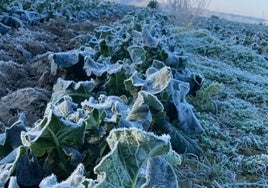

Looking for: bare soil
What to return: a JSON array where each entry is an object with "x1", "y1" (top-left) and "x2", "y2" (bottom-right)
[{"x1": 0, "y1": 16, "x2": 121, "y2": 129}]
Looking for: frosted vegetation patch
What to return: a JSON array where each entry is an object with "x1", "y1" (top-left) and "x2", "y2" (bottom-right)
[
  {"x1": 171, "y1": 13, "x2": 268, "y2": 186},
  {"x1": 1, "y1": 0, "x2": 266, "y2": 187},
  {"x1": 0, "y1": 2, "x2": 205, "y2": 187},
  {"x1": 194, "y1": 16, "x2": 268, "y2": 56},
  {"x1": 173, "y1": 29, "x2": 268, "y2": 74}
]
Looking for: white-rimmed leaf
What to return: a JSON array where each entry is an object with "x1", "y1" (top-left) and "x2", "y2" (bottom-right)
[
  {"x1": 130, "y1": 66, "x2": 172, "y2": 94},
  {"x1": 92, "y1": 128, "x2": 179, "y2": 187}
]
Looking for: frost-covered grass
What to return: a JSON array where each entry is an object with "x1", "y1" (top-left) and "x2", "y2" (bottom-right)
[{"x1": 173, "y1": 19, "x2": 268, "y2": 186}]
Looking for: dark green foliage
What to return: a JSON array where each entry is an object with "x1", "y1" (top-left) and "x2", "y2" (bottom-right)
[
  {"x1": 15, "y1": 147, "x2": 43, "y2": 186},
  {"x1": 153, "y1": 116, "x2": 203, "y2": 156}
]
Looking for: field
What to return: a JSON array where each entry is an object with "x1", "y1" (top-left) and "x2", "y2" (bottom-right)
[{"x1": 0, "y1": 0, "x2": 267, "y2": 187}]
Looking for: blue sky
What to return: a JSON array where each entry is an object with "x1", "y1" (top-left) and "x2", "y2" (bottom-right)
[{"x1": 208, "y1": 0, "x2": 268, "y2": 19}]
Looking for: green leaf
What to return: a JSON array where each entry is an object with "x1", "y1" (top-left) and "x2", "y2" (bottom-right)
[
  {"x1": 0, "y1": 114, "x2": 26, "y2": 157},
  {"x1": 52, "y1": 78, "x2": 95, "y2": 104},
  {"x1": 124, "y1": 78, "x2": 140, "y2": 99},
  {"x1": 92, "y1": 128, "x2": 179, "y2": 188},
  {"x1": 99, "y1": 40, "x2": 110, "y2": 57},
  {"x1": 83, "y1": 109, "x2": 106, "y2": 130},
  {"x1": 142, "y1": 157, "x2": 179, "y2": 188},
  {"x1": 30, "y1": 106, "x2": 86, "y2": 158},
  {"x1": 188, "y1": 81, "x2": 223, "y2": 113},
  {"x1": 104, "y1": 69, "x2": 129, "y2": 96},
  {"x1": 154, "y1": 119, "x2": 203, "y2": 155},
  {"x1": 23, "y1": 106, "x2": 87, "y2": 180},
  {"x1": 15, "y1": 147, "x2": 42, "y2": 186},
  {"x1": 143, "y1": 46, "x2": 168, "y2": 66},
  {"x1": 125, "y1": 91, "x2": 164, "y2": 130},
  {"x1": 0, "y1": 146, "x2": 42, "y2": 187},
  {"x1": 63, "y1": 146, "x2": 86, "y2": 167}
]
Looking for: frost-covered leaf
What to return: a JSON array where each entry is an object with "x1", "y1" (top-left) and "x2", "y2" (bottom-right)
[
  {"x1": 40, "y1": 164, "x2": 85, "y2": 188},
  {"x1": 104, "y1": 69, "x2": 129, "y2": 96},
  {"x1": 166, "y1": 79, "x2": 204, "y2": 134},
  {"x1": 5, "y1": 113, "x2": 26, "y2": 148},
  {"x1": 127, "y1": 45, "x2": 146, "y2": 65},
  {"x1": 0, "y1": 113, "x2": 26, "y2": 156},
  {"x1": 0, "y1": 3, "x2": 212, "y2": 187},
  {"x1": 166, "y1": 52, "x2": 185, "y2": 67},
  {"x1": 0, "y1": 148, "x2": 18, "y2": 187},
  {"x1": 167, "y1": 79, "x2": 188, "y2": 96},
  {"x1": 155, "y1": 119, "x2": 203, "y2": 155},
  {"x1": 54, "y1": 96, "x2": 78, "y2": 117},
  {"x1": 49, "y1": 49, "x2": 94, "y2": 75},
  {"x1": 172, "y1": 84, "x2": 204, "y2": 134},
  {"x1": 138, "y1": 91, "x2": 164, "y2": 112},
  {"x1": 95, "y1": 26, "x2": 113, "y2": 39},
  {"x1": 39, "y1": 174, "x2": 58, "y2": 188},
  {"x1": 0, "y1": 146, "x2": 42, "y2": 187},
  {"x1": 21, "y1": 106, "x2": 87, "y2": 180},
  {"x1": 82, "y1": 95, "x2": 122, "y2": 111},
  {"x1": 175, "y1": 70, "x2": 203, "y2": 96},
  {"x1": 92, "y1": 128, "x2": 179, "y2": 187},
  {"x1": 8, "y1": 176, "x2": 19, "y2": 188},
  {"x1": 83, "y1": 56, "x2": 122, "y2": 77},
  {"x1": 130, "y1": 66, "x2": 172, "y2": 94},
  {"x1": 52, "y1": 78, "x2": 95, "y2": 103},
  {"x1": 49, "y1": 51, "x2": 80, "y2": 68},
  {"x1": 63, "y1": 147, "x2": 86, "y2": 167},
  {"x1": 126, "y1": 96, "x2": 151, "y2": 130},
  {"x1": 142, "y1": 157, "x2": 178, "y2": 188},
  {"x1": 82, "y1": 94, "x2": 127, "y2": 129},
  {"x1": 125, "y1": 91, "x2": 164, "y2": 130},
  {"x1": 142, "y1": 25, "x2": 159, "y2": 48},
  {"x1": 29, "y1": 106, "x2": 85, "y2": 157},
  {"x1": 15, "y1": 147, "x2": 42, "y2": 186}
]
